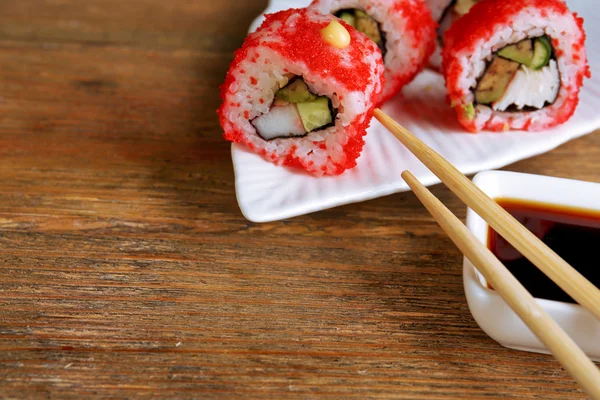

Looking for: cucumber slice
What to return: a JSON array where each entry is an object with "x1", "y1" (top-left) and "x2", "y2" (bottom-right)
[
  {"x1": 530, "y1": 36, "x2": 552, "y2": 70},
  {"x1": 498, "y1": 39, "x2": 534, "y2": 65},
  {"x1": 462, "y1": 103, "x2": 475, "y2": 121},
  {"x1": 339, "y1": 12, "x2": 356, "y2": 27}
]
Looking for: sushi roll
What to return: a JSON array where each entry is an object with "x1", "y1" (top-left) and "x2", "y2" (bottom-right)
[
  {"x1": 218, "y1": 8, "x2": 385, "y2": 176},
  {"x1": 425, "y1": 0, "x2": 482, "y2": 70},
  {"x1": 443, "y1": 0, "x2": 590, "y2": 132},
  {"x1": 310, "y1": 0, "x2": 437, "y2": 103}
]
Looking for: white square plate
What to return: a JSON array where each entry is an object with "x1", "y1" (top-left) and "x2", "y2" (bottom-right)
[{"x1": 232, "y1": 0, "x2": 600, "y2": 223}]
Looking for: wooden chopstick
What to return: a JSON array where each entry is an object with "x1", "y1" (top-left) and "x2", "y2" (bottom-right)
[
  {"x1": 401, "y1": 170, "x2": 600, "y2": 399},
  {"x1": 373, "y1": 108, "x2": 600, "y2": 321}
]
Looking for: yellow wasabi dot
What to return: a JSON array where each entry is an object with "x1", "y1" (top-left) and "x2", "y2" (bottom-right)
[{"x1": 320, "y1": 20, "x2": 351, "y2": 49}]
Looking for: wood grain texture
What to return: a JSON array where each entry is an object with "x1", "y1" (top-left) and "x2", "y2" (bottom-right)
[
  {"x1": 0, "y1": 1, "x2": 598, "y2": 398},
  {"x1": 401, "y1": 171, "x2": 600, "y2": 398},
  {"x1": 375, "y1": 108, "x2": 600, "y2": 321}
]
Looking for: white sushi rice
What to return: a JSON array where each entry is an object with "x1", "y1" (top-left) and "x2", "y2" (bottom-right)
[
  {"x1": 425, "y1": 0, "x2": 471, "y2": 71},
  {"x1": 448, "y1": 5, "x2": 588, "y2": 131},
  {"x1": 425, "y1": 0, "x2": 453, "y2": 71},
  {"x1": 220, "y1": 11, "x2": 384, "y2": 175},
  {"x1": 311, "y1": 0, "x2": 434, "y2": 101}
]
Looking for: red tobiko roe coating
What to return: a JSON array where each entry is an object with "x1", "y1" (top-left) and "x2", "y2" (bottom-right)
[
  {"x1": 442, "y1": 0, "x2": 590, "y2": 132},
  {"x1": 392, "y1": 1, "x2": 436, "y2": 48},
  {"x1": 309, "y1": 0, "x2": 437, "y2": 104},
  {"x1": 445, "y1": 0, "x2": 573, "y2": 52},
  {"x1": 234, "y1": 8, "x2": 380, "y2": 94},
  {"x1": 383, "y1": 0, "x2": 437, "y2": 103},
  {"x1": 218, "y1": 8, "x2": 385, "y2": 175},
  {"x1": 443, "y1": 0, "x2": 590, "y2": 84},
  {"x1": 281, "y1": 113, "x2": 371, "y2": 175}
]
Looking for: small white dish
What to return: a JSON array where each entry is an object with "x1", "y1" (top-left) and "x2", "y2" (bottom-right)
[
  {"x1": 464, "y1": 170, "x2": 600, "y2": 361},
  {"x1": 233, "y1": 0, "x2": 600, "y2": 223}
]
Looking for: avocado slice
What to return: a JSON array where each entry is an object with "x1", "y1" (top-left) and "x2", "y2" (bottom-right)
[
  {"x1": 498, "y1": 39, "x2": 534, "y2": 65},
  {"x1": 355, "y1": 10, "x2": 382, "y2": 45},
  {"x1": 530, "y1": 36, "x2": 552, "y2": 70},
  {"x1": 339, "y1": 12, "x2": 356, "y2": 27},
  {"x1": 276, "y1": 79, "x2": 317, "y2": 104},
  {"x1": 297, "y1": 97, "x2": 333, "y2": 132},
  {"x1": 455, "y1": 0, "x2": 480, "y2": 15},
  {"x1": 475, "y1": 57, "x2": 520, "y2": 105}
]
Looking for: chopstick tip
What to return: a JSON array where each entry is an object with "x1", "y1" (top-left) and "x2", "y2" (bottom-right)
[
  {"x1": 373, "y1": 108, "x2": 383, "y2": 119},
  {"x1": 401, "y1": 171, "x2": 419, "y2": 190}
]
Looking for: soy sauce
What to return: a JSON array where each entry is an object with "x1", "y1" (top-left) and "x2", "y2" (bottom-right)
[{"x1": 488, "y1": 199, "x2": 600, "y2": 303}]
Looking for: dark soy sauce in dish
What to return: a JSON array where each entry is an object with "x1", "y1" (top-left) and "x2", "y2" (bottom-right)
[{"x1": 487, "y1": 198, "x2": 600, "y2": 303}]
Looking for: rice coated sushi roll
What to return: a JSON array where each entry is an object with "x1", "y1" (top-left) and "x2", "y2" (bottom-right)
[
  {"x1": 219, "y1": 8, "x2": 385, "y2": 176},
  {"x1": 443, "y1": 0, "x2": 590, "y2": 132},
  {"x1": 310, "y1": 0, "x2": 437, "y2": 103},
  {"x1": 425, "y1": 0, "x2": 482, "y2": 70}
]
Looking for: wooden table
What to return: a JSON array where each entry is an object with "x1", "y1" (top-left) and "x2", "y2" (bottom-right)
[{"x1": 0, "y1": 1, "x2": 598, "y2": 398}]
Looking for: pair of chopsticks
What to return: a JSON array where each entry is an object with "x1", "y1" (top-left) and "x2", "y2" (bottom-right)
[{"x1": 373, "y1": 109, "x2": 600, "y2": 399}]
